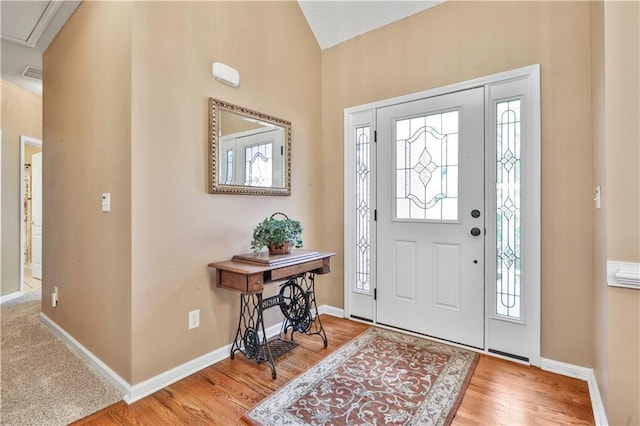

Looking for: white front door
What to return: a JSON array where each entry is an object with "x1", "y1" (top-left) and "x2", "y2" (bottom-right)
[
  {"x1": 31, "y1": 152, "x2": 42, "y2": 280},
  {"x1": 376, "y1": 88, "x2": 485, "y2": 348}
]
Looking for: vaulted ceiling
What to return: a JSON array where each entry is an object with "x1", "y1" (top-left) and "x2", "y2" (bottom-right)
[
  {"x1": 1, "y1": 1, "x2": 444, "y2": 96},
  {"x1": 298, "y1": 1, "x2": 444, "y2": 49}
]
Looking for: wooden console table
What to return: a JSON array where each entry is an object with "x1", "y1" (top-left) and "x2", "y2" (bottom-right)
[{"x1": 208, "y1": 250, "x2": 335, "y2": 379}]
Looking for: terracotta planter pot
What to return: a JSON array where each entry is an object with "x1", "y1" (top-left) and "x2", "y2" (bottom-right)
[{"x1": 268, "y1": 241, "x2": 291, "y2": 255}]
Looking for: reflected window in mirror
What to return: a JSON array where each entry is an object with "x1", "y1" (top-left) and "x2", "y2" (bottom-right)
[
  {"x1": 209, "y1": 98, "x2": 291, "y2": 195},
  {"x1": 244, "y1": 141, "x2": 273, "y2": 186}
]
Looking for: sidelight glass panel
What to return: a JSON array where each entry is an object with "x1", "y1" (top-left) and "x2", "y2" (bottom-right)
[
  {"x1": 355, "y1": 126, "x2": 371, "y2": 292},
  {"x1": 496, "y1": 99, "x2": 522, "y2": 319},
  {"x1": 225, "y1": 150, "x2": 233, "y2": 184},
  {"x1": 394, "y1": 111, "x2": 459, "y2": 221}
]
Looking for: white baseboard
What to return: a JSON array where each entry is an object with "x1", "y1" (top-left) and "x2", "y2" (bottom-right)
[
  {"x1": 540, "y1": 357, "x2": 591, "y2": 380},
  {"x1": 40, "y1": 313, "x2": 283, "y2": 404},
  {"x1": 126, "y1": 321, "x2": 281, "y2": 403},
  {"x1": 127, "y1": 341, "x2": 232, "y2": 404},
  {"x1": 1, "y1": 291, "x2": 23, "y2": 304},
  {"x1": 541, "y1": 358, "x2": 608, "y2": 425},
  {"x1": 318, "y1": 305, "x2": 344, "y2": 318},
  {"x1": 587, "y1": 370, "x2": 608, "y2": 426},
  {"x1": 126, "y1": 311, "x2": 355, "y2": 402},
  {"x1": 40, "y1": 313, "x2": 130, "y2": 397},
  {"x1": 40, "y1": 307, "x2": 342, "y2": 405},
  {"x1": 39, "y1": 308, "x2": 610, "y2": 424}
]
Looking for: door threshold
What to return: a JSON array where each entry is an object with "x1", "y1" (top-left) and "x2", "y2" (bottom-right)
[
  {"x1": 488, "y1": 348, "x2": 529, "y2": 363},
  {"x1": 349, "y1": 315, "x2": 373, "y2": 323},
  {"x1": 375, "y1": 322, "x2": 484, "y2": 352}
]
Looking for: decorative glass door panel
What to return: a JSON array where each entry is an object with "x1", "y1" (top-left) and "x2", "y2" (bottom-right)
[
  {"x1": 244, "y1": 142, "x2": 273, "y2": 187},
  {"x1": 394, "y1": 111, "x2": 459, "y2": 221}
]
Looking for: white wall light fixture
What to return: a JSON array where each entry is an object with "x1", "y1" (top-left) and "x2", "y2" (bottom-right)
[{"x1": 212, "y1": 62, "x2": 240, "y2": 87}]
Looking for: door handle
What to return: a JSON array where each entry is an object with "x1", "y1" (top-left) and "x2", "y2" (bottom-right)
[{"x1": 470, "y1": 227, "x2": 481, "y2": 237}]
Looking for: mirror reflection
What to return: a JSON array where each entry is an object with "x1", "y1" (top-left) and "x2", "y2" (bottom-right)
[{"x1": 209, "y1": 98, "x2": 291, "y2": 195}]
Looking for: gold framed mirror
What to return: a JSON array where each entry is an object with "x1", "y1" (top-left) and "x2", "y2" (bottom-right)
[{"x1": 209, "y1": 98, "x2": 291, "y2": 196}]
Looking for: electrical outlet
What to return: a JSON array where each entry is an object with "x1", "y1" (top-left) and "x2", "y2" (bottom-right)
[{"x1": 188, "y1": 309, "x2": 200, "y2": 330}]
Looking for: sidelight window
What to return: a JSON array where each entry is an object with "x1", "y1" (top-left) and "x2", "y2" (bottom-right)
[
  {"x1": 495, "y1": 99, "x2": 522, "y2": 319},
  {"x1": 355, "y1": 126, "x2": 371, "y2": 292}
]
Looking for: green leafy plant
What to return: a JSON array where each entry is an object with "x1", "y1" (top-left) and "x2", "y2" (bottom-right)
[{"x1": 251, "y1": 213, "x2": 303, "y2": 254}]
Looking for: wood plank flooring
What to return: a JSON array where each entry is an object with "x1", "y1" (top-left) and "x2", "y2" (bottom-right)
[{"x1": 75, "y1": 316, "x2": 594, "y2": 425}]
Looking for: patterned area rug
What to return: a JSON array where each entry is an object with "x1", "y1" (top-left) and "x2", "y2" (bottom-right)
[{"x1": 244, "y1": 327, "x2": 478, "y2": 426}]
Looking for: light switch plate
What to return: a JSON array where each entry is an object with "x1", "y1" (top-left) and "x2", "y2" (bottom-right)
[{"x1": 101, "y1": 193, "x2": 111, "y2": 212}]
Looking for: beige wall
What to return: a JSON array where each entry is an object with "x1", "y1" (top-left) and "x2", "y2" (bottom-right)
[
  {"x1": 1, "y1": 79, "x2": 42, "y2": 297},
  {"x1": 602, "y1": 2, "x2": 640, "y2": 424},
  {"x1": 129, "y1": 1, "x2": 321, "y2": 383},
  {"x1": 604, "y1": 1, "x2": 640, "y2": 263},
  {"x1": 321, "y1": 1, "x2": 595, "y2": 366},
  {"x1": 42, "y1": 1, "x2": 133, "y2": 381},
  {"x1": 43, "y1": 0, "x2": 320, "y2": 384},
  {"x1": 590, "y1": 0, "x2": 608, "y2": 410}
]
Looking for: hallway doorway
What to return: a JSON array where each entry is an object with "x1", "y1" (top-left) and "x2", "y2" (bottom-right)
[{"x1": 20, "y1": 136, "x2": 42, "y2": 294}]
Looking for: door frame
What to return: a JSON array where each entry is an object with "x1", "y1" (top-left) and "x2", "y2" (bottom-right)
[
  {"x1": 19, "y1": 135, "x2": 43, "y2": 294},
  {"x1": 343, "y1": 64, "x2": 541, "y2": 365}
]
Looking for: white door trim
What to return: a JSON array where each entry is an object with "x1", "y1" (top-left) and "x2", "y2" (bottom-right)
[
  {"x1": 19, "y1": 135, "x2": 43, "y2": 294},
  {"x1": 344, "y1": 64, "x2": 540, "y2": 364},
  {"x1": 344, "y1": 65, "x2": 540, "y2": 116}
]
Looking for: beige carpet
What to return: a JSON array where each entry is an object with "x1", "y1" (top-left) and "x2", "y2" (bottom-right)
[{"x1": 1, "y1": 290, "x2": 122, "y2": 425}]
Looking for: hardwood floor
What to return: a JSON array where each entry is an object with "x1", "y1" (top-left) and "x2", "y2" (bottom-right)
[
  {"x1": 454, "y1": 356, "x2": 594, "y2": 425},
  {"x1": 75, "y1": 316, "x2": 594, "y2": 425}
]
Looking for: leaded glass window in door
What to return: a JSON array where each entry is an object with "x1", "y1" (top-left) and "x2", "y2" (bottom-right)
[
  {"x1": 394, "y1": 111, "x2": 459, "y2": 221},
  {"x1": 355, "y1": 126, "x2": 371, "y2": 292},
  {"x1": 244, "y1": 142, "x2": 273, "y2": 187},
  {"x1": 496, "y1": 99, "x2": 521, "y2": 319}
]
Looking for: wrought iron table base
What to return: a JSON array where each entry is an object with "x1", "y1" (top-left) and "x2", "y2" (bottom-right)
[
  {"x1": 280, "y1": 273, "x2": 328, "y2": 347},
  {"x1": 229, "y1": 272, "x2": 327, "y2": 379}
]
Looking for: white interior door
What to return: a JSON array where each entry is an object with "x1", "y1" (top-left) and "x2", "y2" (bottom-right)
[
  {"x1": 376, "y1": 88, "x2": 485, "y2": 348},
  {"x1": 30, "y1": 152, "x2": 42, "y2": 280}
]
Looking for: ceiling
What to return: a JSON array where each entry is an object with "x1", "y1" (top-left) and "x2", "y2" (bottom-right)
[
  {"x1": 1, "y1": 0, "x2": 443, "y2": 97},
  {"x1": 298, "y1": 0, "x2": 444, "y2": 50},
  {"x1": 1, "y1": 0, "x2": 81, "y2": 96}
]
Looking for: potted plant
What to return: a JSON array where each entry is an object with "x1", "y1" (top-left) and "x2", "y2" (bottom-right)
[{"x1": 251, "y1": 212, "x2": 303, "y2": 255}]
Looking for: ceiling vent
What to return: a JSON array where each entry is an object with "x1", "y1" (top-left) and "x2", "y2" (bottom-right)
[{"x1": 21, "y1": 66, "x2": 42, "y2": 80}]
